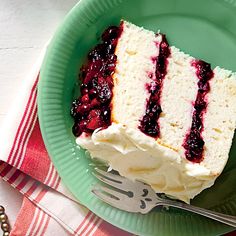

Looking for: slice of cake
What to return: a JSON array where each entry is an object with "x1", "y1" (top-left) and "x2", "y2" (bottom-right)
[{"x1": 71, "y1": 20, "x2": 236, "y2": 202}]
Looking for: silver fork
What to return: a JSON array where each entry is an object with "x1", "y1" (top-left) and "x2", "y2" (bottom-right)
[{"x1": 92, "y1": 168, "x2": 236, "y2": 227}]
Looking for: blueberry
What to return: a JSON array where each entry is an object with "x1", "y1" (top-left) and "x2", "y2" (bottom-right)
[
  {"x1": 102, "y1": 26, "x2": 120, "y2": 42},
  {"x1": 72, "y1": 124, "x2": 82, "y2": 137},
  {"x1": 101, "y1": 108, "x2": 111, "y2": 122}
]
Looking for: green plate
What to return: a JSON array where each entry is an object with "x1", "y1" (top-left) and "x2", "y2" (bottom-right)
[{"x1": 38, "y1": 0, "x2": 236, "y2": 235}]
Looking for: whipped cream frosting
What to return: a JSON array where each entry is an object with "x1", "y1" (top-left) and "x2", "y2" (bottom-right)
[{"x1": 77, "y1": 123, "x2": 216, "y2": 203}]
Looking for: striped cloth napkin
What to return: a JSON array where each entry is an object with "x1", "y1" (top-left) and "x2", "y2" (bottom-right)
[{"x1": 0, "y1": 49, "x2": 132, "y2": 236}]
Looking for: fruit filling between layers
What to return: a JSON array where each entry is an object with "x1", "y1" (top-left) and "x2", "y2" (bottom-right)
[
  {"x1": 139, "y1": 35, "x2": 171, "y2": 138},
  {"x1": 183, "y1": 60, "x2": 214, "y2": 163},
  {"x1": 71, "y1": 24, "x2": 123, "y2": 137}
]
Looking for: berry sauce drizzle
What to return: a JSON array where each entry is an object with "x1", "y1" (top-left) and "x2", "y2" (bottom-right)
[
  {"x1": 183, "y1": 60, "x2": 214, "y2": 163},
  {"x1": 71, "y1": 24, "x2": 123, "y2": 137},
  {"x1": 139, "y1": 34, "x2": 170, "y2": 138}
]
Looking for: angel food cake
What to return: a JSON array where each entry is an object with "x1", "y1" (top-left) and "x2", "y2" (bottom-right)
[{"x1": 71, "y1": 21, "x2": 236, "y2": 202}]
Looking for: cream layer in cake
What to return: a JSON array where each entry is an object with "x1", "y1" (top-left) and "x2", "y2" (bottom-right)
[{"x1": 77, "y1": 21, "x2": 236, "y2": 202}]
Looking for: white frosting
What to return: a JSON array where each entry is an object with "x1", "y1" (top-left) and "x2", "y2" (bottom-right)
[{"x1": 77, "y1": 124, "x2": 216, "y2": 203}]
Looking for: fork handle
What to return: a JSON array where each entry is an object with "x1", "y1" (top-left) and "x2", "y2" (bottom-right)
[{"x1": 159, "y1": 200, "x2": 236, "y2": 228}]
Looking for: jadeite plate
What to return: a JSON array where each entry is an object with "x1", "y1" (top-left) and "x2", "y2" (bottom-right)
[{"x1": 38, "y1": 0, "x2": 236, "y2": 235}]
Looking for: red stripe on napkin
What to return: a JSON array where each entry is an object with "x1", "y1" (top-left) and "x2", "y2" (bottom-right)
[
  {"x1": 20, "y1": 119, "x2": 51, "y2": 183},
  {"x1": 7, "y1": 77, "x2": 38, "y2": 167},
  {"x1": 10, "y1": 198, "x2": 38, "y2": 236}
]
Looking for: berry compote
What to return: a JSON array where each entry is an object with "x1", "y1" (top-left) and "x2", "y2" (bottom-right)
[
  {"x1": 183, "y1": 60, "x2": 214, "y2": 163},
  {"x1": 71, "y1": 24, "x2": 123, "y2": 137},
  {"x1": 139, "y1": 34, "x2": 170, "y2": 138}
]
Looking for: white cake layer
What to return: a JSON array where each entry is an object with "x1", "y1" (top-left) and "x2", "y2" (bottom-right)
[
  {"x1": 77, "y1": 21, "x2": 236, "y2": 202},
  {"x1": 158, "y1": 47, "x2": 198, "y2": 152},
  {"x1": 111, "y1": 21, "x2": 162, "y2": 128},
  {"x1": 201, "y1": 67, "x2": 236, "y2": 175}
]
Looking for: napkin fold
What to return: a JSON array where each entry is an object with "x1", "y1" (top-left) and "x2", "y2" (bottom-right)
[{"x1": 0, "y1": 49, "x2": 131, "y2": 236}]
